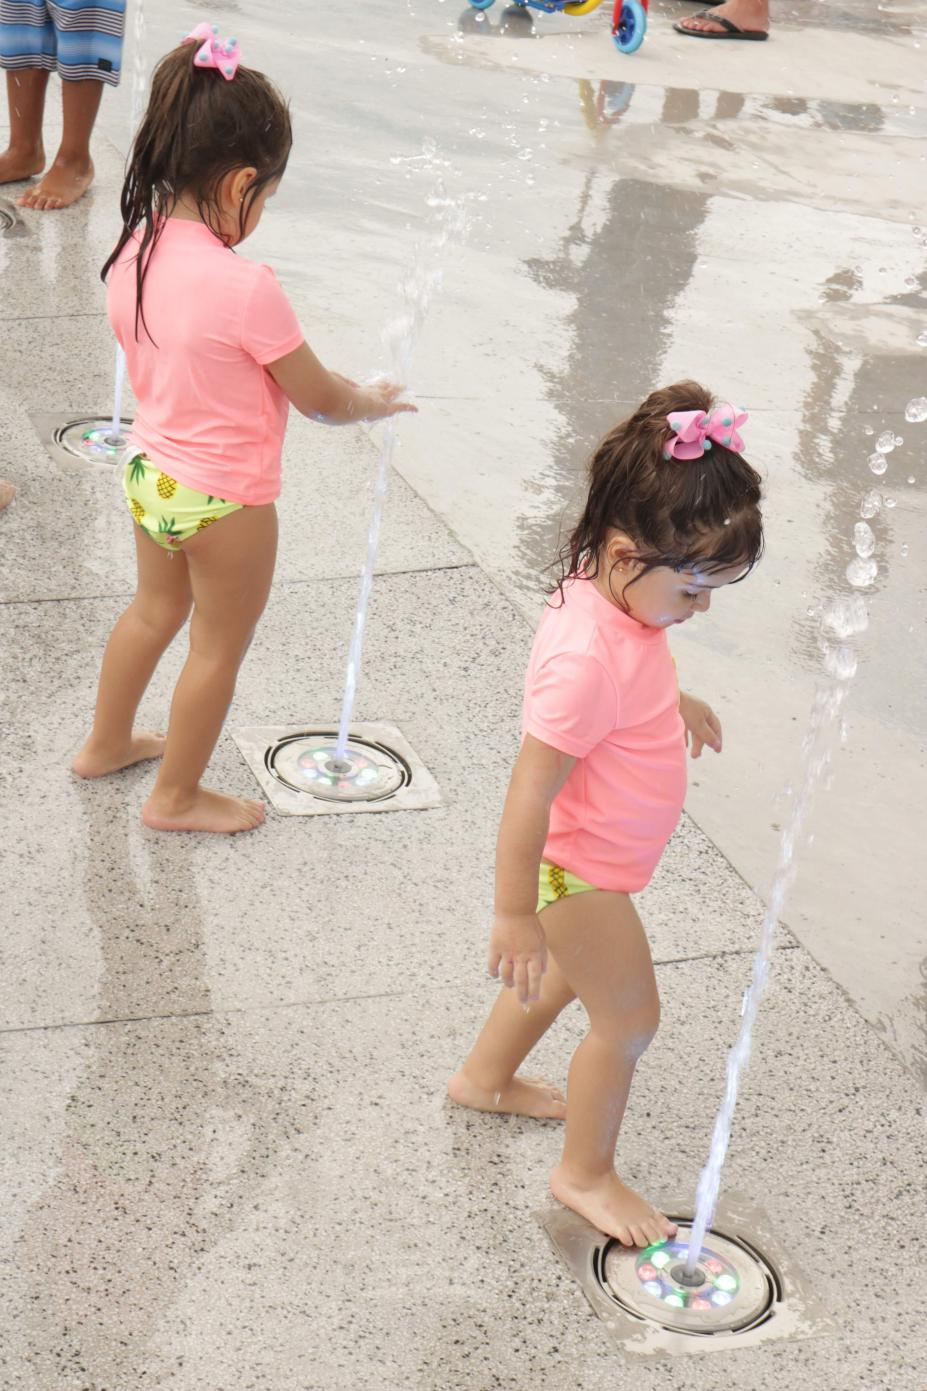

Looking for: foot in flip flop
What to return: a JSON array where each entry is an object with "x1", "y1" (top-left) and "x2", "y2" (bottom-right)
[{"x1": 675, "y1": 0, "x2": 769, "y2": 38}]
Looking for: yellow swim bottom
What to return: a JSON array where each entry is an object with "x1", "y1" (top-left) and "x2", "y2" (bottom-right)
[
  {"x1": 123, "y1": 454, "x2": 243, "y2": 550},
  {"x1": 537, "y1": 861, "x2": 599, "y2": 912}
]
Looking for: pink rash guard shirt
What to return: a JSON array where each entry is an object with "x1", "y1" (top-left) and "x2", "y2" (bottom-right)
[
  {"x1": 107, "y1": 219, "x2": 305, "y2": 505},
  {"x1": 523, "y1": 576, "x2": 687, "y2": 893}
]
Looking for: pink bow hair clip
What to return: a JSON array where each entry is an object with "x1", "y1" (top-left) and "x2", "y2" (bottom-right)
[
  {"x1": 663, "y1": 404, "x2": 748, "y2": 461},
  {"x1": 182, "y1": 22, "x2": 241, "y2": 81}
]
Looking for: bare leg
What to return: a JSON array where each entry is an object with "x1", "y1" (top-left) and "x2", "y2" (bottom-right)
[
  {"x1": 448, "y1": 952, "x2": 575, "y2": 1119},
  {"x1": 543, "y1": 890, "x2": 676, "y2": 1248},
  {"x1": 0, "y1": 70, "x2": 48, "y2": 184},
  {"x1": 141, "y1": 503, "x2": 277, "y2": 835},
  {"x1": 73, "y1": 525, "x2": 192, "y2": 777},
  {"x1": 18, "y1": 76, "x2": 102, "y2": 209}
]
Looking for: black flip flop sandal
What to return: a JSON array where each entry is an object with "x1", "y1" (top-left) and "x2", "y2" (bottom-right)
[{"x1": 674, "y1": 10, "x2": 768, "y2": 36}]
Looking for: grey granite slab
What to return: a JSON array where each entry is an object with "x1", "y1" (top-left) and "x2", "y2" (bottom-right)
[
  {"x1": 0, "y1": 950, "x2": 922, "y2": 1390},
  {"x1": 0, "y1": 568, "x2": 783, "y2": 1032}
]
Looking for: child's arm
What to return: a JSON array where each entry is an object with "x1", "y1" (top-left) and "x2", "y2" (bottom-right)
[
  {"x1": 266, "y1": 343, "x2": 416, "y2": 424},
  {"x1": 679, "y1": 691, "x2": 722, "y2": 758},
  {"x1": 490, "y1": 734, "x2": 576, "y2": 1005}
]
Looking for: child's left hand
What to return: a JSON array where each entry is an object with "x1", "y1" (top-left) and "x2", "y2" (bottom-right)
[{"x1": 679, "y1": 692, "x2": 722, "y2": 758}]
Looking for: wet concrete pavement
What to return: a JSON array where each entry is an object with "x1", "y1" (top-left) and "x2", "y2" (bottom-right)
[{"x1": 1, "y1": 0, "x2": 926, "y2": 1386}]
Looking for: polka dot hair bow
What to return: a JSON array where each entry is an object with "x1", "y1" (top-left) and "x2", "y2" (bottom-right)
[
  {"x1": 663, "y1": 405, "x2": 748, "y2": 461},
  {"x1": 182, "y1": 22, "x2": 241, "y2": 81}
]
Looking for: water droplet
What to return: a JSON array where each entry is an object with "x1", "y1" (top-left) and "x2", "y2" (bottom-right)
[
  {"x1": 875, "y1": 431, "x2": 895, "y2": 453},
  {"x1": 884, "y1": 497, "x2": 897, "y2": 508},
  {"x1": 846, "y1": 556, "x2": 878, "y2": 588},
  {"x1": 862, "y1": 424, "x2": 874, "y2": 436},
  {"x1": 900, "y1": 543, "x2": 909, "y2": 556},
  {"x1": 823, "y1": 593, "x2": 868, "y2": 638},
  {"x1": 868, "y1": 453, "x2": 888, "y2": 475},
  {"x1": 859, "y1": 489, "x2": 882, "y2": 518},
  {"x1": 853, "y1": 521, "x2": 876, "y2": 558},
  {"x1": 908, "y1": 475, "x2": 916, "y2": 485},
  {"x1": 917, "y1": 329, "x2": 927, "y2": 346},
  {"x1": 904, "y1": 396, "x2": 927, "y2": 423},
  {"x1": 894, "y1": 434, "x2": 904, "y2": 447},
  {"x1": 904, "y1": 276, "x2": 917, "y2": 289},
  {"x1": 517, "y1": 148, "x2": 533, "y2": 161}
]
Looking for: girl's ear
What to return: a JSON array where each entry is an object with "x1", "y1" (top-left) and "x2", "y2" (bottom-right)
[
  {"x1": 224, "y1": 165, "x2": 258, "y2": 209},
  {"x1": 603, "y1": 531, "x2": 636, "y2": 570}
]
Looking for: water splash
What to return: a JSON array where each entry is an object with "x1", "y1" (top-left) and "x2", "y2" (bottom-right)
[
  {"x1": 683, "y1": 442, "x2": 878, "y2": 1273},
  {"x1": 334, "y1": 153, "x2": 469, "y2": 761},
  {"x1": 108, "y1": 0, "x2": 148, "y2": 450}
]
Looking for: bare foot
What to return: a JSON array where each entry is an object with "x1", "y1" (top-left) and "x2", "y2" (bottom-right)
[
  {"x1": 447, "y1": 1069, "x2": 567, "y2": 1120},
  {"x1": 142, "y1": 787, "x2": 266, "y2": 834},
  {"x1": 0, "y1": 480, "x2": 15, "y2": 512},
  {"x1": 550, "y1": 1165, "x2": 676, "y2": 1247},
  {"x1": 72, "y1": 732, "x2": 167, "y2": 778},
  {"x1": 0, "y1": 144, "x2": 45, "y2": 185},
  {"x1": 17, "y1": 154, "x2": 93, "y2": 210}
]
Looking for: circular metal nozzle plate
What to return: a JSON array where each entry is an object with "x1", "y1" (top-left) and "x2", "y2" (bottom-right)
[
  {"x1": 266, "y1": 732, "x2": 409, "y2": 803},
  {"x1": 53, "y1": 418, "x2": 133, "y2": 465},
  {"x1": 603, "y1": 1222, "x2": 775, "y2": 1335}
]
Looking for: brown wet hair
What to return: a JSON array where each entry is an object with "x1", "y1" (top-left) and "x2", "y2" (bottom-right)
[
  {"x1": 101, "y1": 40, "x2": 293, "y2": 340},
  {"x1": 553, "y1": 381, "x2": 764, "y2": 608}
]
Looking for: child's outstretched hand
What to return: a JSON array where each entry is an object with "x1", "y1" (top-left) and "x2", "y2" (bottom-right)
[
  {"x1": 489, "y1": 912, "x2": 547, "y2": 1005},
  {"x1": 679, "y1": 691, "x2": 722, "y2": 758},
  {"x1": 357, "y1": 380, "x2": 417, "y2": 421}
]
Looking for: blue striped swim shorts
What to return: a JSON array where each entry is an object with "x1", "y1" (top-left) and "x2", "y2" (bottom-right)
[{"x1": 0, "y1": 0, "x2": 125, "y2": 85}]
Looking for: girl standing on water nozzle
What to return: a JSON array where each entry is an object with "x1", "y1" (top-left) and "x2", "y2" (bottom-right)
[
  {"x1": 449, "y1": 384, "x2": 763, "y2": 1247},
  {"x1": 73, "y1": 27, "x2": 414, "y2": 833}
]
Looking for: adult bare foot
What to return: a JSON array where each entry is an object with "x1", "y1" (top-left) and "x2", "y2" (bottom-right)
[
  {"x1": 550, "y1": 1166, "x2": 676, "y2": 1246},
  {"x1": 0, "y1": 144, "x2": 45, "y2": 185},
  {"x1": 142, "y1": 788, "x2": 266, "y2": 834},
  {"x1": 676, "y1": 0, "x2": 769, "y2": 35},
  {"x1": 448, "y1": 1069, "x2": 567, "y2": 1119},
  {"x1": 72, "y1": 732, "x2": 167, "y2": 778},
  {"x1": 18, "y1": 154, "x2": 93, "y2": 210},
  {"x1": 0, "y1": 480, "x2": 15, "y2": 511}
]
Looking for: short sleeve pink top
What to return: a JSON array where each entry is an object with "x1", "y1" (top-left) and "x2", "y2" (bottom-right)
[
  {"x1": 107, "y1": 220, "x2": 305, "y2": 505},
  {"x1": 523, "y1": 576, "x2": 687, "y2": 893}
]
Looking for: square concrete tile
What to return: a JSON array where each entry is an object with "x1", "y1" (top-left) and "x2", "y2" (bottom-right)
[
  {"x1": 0, "y1": 335, "x2": 468, "y2": 604},
  {"x1": 0, "y1": 950, "x2": 922, "y2": 1390},
  {"x1": 0, "y1": 568, "x2": 781, "y2": 1032}
]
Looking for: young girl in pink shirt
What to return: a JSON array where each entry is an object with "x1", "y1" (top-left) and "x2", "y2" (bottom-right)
[
  {"x1": 73, "y1": 29, "x2": 413, "y2": 833},
  {"x1": 449, "y1": 383, "x2": 763, "y2": 1247}
]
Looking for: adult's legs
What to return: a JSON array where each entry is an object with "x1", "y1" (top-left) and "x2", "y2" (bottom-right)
[
  {"x1": 543, "y1": 889, "x2": 676, "y2": 1246},
  {"x1": 0, "y1": 69, "x2": 49, "y2": 183},
  {"x1": 73, "y1": 524, "x2": 193, "y2": 777},
  {"x1": 676, "y1": 0, "x2": 770, "y2": 36},
  {"x1": 142, "y1": 504, "x2": 278, "y2": 834},
  {"x1": 19, "y1": 74, "x2": 102, "y2": 208}
]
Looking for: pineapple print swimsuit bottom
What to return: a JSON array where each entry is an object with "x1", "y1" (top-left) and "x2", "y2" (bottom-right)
[{"x1": 123, "y1": 454, "x2": 243, "y2": 550}]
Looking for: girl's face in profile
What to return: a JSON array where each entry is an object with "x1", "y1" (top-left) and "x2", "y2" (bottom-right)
[{"x1": 618, "y1": 563, "x2": 746, "y2": 630}]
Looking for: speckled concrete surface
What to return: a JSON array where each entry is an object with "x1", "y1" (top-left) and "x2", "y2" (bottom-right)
[
  {"x1": 0, "y1": 568, "x2": 789, "y2": 1031},
  {"x1": 1, "y1": 953, "x2": 923, "y2": 1390},
  {"x1": 1, "y1": 1, "x2": 925, "y2": 1386}
]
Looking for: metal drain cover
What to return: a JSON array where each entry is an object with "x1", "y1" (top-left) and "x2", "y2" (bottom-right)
[
  {"x1": 267, "y1": 731, "x2": 408, "y2": 803},
  {"x1": 603, "y1": 1223, "x2": 773, "y2": 1334},
  {"x1": 232, "y1": 722, "x2": 442, "y2": 817},
  {"x1": 0, "y1": 198, "x2": 26, "y2": 235},
  {"x1": 539, "y1": 1196, "x2": 834, "y2": 1360},
  {"x1": 54, "y1": 417, "x2": 133, "y2": 465}
]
